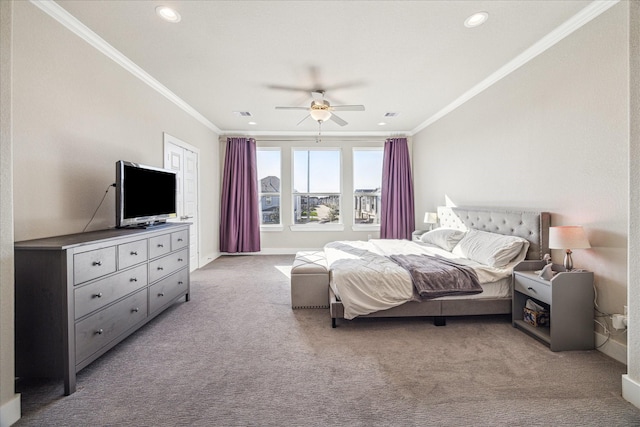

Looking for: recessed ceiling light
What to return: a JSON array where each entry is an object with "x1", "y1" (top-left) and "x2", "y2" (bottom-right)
[
  {"x1": 378, "y1": 122, "x2": 387, "y2": 126},
  {"x1": 464, "y1": 11, "x2": 488, "y2": 28},
  {"x1": 248, "y1": 122, "x2": 257, "y2": 125},
  {"x1": 156, "y1": 6, "x2": 181, "y2": 23}
]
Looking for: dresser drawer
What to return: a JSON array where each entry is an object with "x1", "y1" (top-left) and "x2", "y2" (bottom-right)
[
  {"x1": 149, "y1": 234, "x2": 171, "y2": 259},
  {"x1": 149, "y1": 268, "x2": 189, "y2": 314},
  {"x1": 514, "y1": 273, "x2": 551, "y2": 305},
  {"x1": 75, "y1": 289, "x2": 147, "y2": 364},
  {"x1": 74, "y1": 264, "x2": 147, "y2": 319},
  {"x1": 171, "y1": 229, "x2": 188, "y2": 250},
  {"x1": 74, "y1": 247, "x2": 117, "y2": 285},
  {"x1": 118, "y1": 239, "x2": 148, "y2": 270},
  {"x1": 148, "y1": 248, "x2": 189, "y2": 283}
]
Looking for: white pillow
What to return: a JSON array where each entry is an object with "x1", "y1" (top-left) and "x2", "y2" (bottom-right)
[
  {"x1": 420, "y1": 228, "x2": 466, "y2": 252},
  {"x1": 452, "y1": 229, "x2": 529, "y2": 268}
]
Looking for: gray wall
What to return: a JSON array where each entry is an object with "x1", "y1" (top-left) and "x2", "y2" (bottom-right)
[{"x1": 412, "y1": 2, "x2": 629, "y2": 358}]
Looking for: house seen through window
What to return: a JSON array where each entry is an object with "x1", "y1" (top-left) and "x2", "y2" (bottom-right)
[
  {"x1": 257, "y1": 148, "x2": 281, "y2": 225},
  {"x1": 353, "y1": 148, "x2": 383, "y2": 225}
]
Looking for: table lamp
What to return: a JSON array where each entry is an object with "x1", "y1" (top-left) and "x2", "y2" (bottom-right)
[
  {"x1": 548, "y1": 226, "x2": 591, "y2": 271},
  {"x1": 423, "y1": 212, "x2": 438, "y2": 230}
]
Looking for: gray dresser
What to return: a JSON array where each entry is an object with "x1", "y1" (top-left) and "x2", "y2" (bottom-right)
[{"x1": 15, "y1": 223, "x2": 190, "y2": 395}]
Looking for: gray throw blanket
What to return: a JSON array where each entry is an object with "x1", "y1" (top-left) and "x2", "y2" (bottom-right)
[{"x1": 389, "y1": 254, "x2": 483, "y2": 300}]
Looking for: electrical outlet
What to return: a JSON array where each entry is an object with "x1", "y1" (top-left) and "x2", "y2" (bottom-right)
[{"x1": 612, "y1": 314, "x2": 627, "y2": 330}]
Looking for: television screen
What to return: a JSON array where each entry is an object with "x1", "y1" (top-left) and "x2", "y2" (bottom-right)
[{"x1": 116, "y1": 161, "x2": 177, "y2": 228}]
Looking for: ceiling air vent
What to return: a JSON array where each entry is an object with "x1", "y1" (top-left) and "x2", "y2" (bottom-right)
[
  {"x1": 384, "y1": 112, "x2": 399, "y2": 117},
  {"x1": 233, "y1": 111, "x2": 252, "y2": 117}
]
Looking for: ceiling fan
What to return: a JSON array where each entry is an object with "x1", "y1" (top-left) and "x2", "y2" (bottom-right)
[{"x1": 275, "y1": 90, "x2": 365, "y2": 126}]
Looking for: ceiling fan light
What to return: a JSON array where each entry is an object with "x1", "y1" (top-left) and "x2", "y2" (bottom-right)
[{"x1": 310, "y1": 109, "x2": 331, "y2": 122}]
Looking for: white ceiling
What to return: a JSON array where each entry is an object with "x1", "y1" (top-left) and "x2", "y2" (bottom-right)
[{"x1": 51, "y1": 0, "x2": 600, "y2": 136}]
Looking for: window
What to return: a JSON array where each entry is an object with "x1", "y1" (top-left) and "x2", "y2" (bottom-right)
[
  {"x1": 257, "y1": 148, "x2": 281, "y2": 226},
  {"x1": 353, "y1": 148, "x2": 383, "y2": 225},
  {"x1": 293, "y1": 149, "x2": 341, "y2": 226}
]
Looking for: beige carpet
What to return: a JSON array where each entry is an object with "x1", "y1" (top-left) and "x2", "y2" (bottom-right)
[{"x1": 15, "y1": 255, "x2": 640, "y2": 426}]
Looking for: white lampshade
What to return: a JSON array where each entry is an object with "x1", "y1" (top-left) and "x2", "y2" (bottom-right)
[
  {"x1": 548, "y1": 226, "x2": 591, "y2": 250},
  {"x1": 423, "y1": 212, "x2": 438, "y2": 224},
  {"x1": 309, "y1": 109, "x2": 331, "y2": 122}
]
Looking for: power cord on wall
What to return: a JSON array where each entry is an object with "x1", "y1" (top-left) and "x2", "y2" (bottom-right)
[
  {"x1": 592, "y1": 282, "x2": 627, "y2": 348},
  {"x1": 82, "y1": 183, "x2": 116, "y2": 233}
]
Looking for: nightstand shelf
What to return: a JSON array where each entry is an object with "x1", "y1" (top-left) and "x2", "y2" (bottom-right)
[{"x1": 512, "y1": 261, "x2": 594, "y2": 351}]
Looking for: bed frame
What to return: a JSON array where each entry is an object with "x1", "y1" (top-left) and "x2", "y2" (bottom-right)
[{"x1": 330, "y1": 206, "x2": 550, "y2": 328}]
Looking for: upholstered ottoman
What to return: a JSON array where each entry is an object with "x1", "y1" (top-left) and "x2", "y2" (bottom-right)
[{"x1": 291, "y1": 251, "x2": 330, "y2": 309}]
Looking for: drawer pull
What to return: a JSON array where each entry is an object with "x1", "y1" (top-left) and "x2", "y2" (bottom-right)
[
  {"x1": 178, "y1": 238, "x2": 183, "y2": 242},
  {"x1": 132, "y1": 307, "x2": 139, "y2": 313},
  {"x1": 157, "y1": 244, "x2": 164, "y2": 248},
  {"x1": 527, "y1": 287, "x2": 535, "y2": 291},
  {"x1": 130, "y1": 251, "x2": 138, "y2": 256},
  {"x1": 96, "y1": 329, "x2": 104, "y2": 335},
  {"x1": 93, "y1": 261, "x2": 102, "y2": 266},
  {"x1": 130, "y1": 278, "x2": 138, "y2": 282},
  {"x1": 158, "y1": 292, "x2": 165, "y2": 297},
  {"x1": 157, "y1": 266, "x2": 164, "y2": 271},
  {"x1": 93, "y1": 292, "x2": 103, "y2": 298},
  {"x1": 178, "y1": 258, "x2": 183, "y2": 262},
  {"x1": 178, "y1": 281, "x2": 184, "y2": 285}
]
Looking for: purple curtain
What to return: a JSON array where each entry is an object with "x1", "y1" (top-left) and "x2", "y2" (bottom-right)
[
  {"x1": 219, "y1": 137, "x2": 261, "y2": 253},
  {"x1": 380, "y1": 137, "x2": 415, "y2": 240}
]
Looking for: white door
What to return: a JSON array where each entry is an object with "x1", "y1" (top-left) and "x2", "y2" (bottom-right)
[{"x1": 164, "y1": 134, "x2": 199, "y2": 272}]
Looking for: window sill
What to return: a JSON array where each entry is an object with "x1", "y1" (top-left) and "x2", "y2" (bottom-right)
[
  {"x1": 290, "y1": 224, "x2": 345, "y2": 232},
  {"x1": 352, "y1": 224, "x2": 380, "y2": 232},
  {"x1": 260, "y1": 225, "x2": 284, "y2": 232}
]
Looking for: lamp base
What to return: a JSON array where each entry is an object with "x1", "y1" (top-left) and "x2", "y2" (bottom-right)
[{"x1": 563, "y1": 249, "x2": 573, "y2": 271}]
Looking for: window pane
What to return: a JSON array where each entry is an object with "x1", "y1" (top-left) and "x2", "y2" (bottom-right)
[
  {"x1": 257, "y1": 148, "x2": 281, "y2": 226},
  {"x1": 354, "y1": 150, "x2": 383, "y2": 190},
  {"x1": 309, "y1": 151, "x2": 340, "y2": 193},
  {"x1": 293, "y1": 149, "x2": 340, "y2": 193},
  {"x1": 292, "y1": 150, "x2": 308, "y2": 193},
  {"x1": 260, "y1": 195, "x2": 280, "y2": 224},
  {"x1": 294, "y1": 194, "x2": 340, "y2": 225},
  {"x1": 354, "y1": 149, "x2": 383, "y2": 225},
  {"x1": 257, "y1": 149, "x2": 281, "y2": 191}
]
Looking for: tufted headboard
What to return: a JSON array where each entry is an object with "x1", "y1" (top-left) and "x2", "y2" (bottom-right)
[{"x1": 436, "y1": 206, "x2": 550, "y2": 261}]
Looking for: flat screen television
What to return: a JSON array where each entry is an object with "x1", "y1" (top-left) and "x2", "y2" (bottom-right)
[{"x1": 116, "y1": 160, "x2": 177, "y2": 228}]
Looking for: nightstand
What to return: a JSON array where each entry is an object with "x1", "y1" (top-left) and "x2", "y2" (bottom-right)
[
  {"x1": 512, "y1": 261, "x2": 594, "y2": 351},
  {"x1": 412, "y1": 230, "x2": 427, "y2": 242}
]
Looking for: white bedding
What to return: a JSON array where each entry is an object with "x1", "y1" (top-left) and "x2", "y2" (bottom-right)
[{"x1": 325, "y1": 239, "x2": 525, "y2": 320}]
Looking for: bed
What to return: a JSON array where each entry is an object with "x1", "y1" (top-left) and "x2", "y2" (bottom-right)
[{"x1": 328, "y1": 206, "x2": 550, "y2": 327}]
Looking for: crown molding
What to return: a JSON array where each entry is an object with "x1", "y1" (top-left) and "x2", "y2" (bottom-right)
[
  {"x1": 412, "y1": 0, "x2": 621, "y2": 135},
  {"x1": 29, "y1": 0, "x2": 221, "y2": 134}
]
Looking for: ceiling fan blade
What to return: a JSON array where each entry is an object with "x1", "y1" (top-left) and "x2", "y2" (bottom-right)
[
  {"x1": 329, "y1": 114, "x2": 348, "y2": 126},
  {"x1": 296, "y1": 115, "x2": 311, "y2": 126},
  {"x1": 330, "y1": 105, "x2": 365, "y2": 112},
  {"x1": 275, "y1": 106, "x2": 309, "y2": 110},
  {"x1": 267, "y1": 84, "x2": 312, "y2": 92}
]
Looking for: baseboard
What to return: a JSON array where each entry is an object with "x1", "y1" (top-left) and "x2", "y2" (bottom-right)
[
  {"x1": 199, "y1": 251, "x2": 220, "y2": 268},
  {"x1": 0, "y1": 394, "x2": 20, "y2": 427},
  {"x1": 622, "y1": 375, "x2": 640, "y2": 410},
  {"x1": 256, "y1": 248, "x2": 321, "y2": 255},
  {"x1": 595, "y1": 331, "x2": 627, "y2": 365}
]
